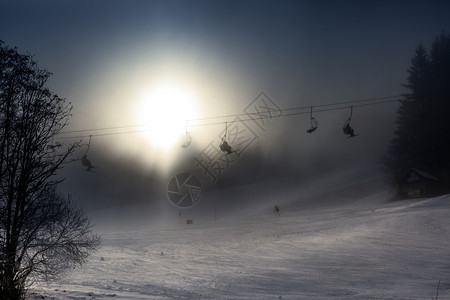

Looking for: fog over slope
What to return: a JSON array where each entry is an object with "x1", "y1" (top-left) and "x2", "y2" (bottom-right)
[{"x1": 30, "y1": 165, "x2": 450, "y2": 299}]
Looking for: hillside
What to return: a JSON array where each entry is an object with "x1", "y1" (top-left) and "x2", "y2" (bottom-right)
[{"x1": 29, "y1": 167, "x2": 450, "y2": 299}]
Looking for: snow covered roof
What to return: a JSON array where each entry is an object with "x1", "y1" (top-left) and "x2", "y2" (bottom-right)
[{"x1": 404, "y1": 168, "x2": 439, "y2": 181}]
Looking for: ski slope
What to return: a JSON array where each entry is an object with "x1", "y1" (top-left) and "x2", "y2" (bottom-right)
[{"x1": 29, "y1": 170, "x2": 450, "y2": 299}]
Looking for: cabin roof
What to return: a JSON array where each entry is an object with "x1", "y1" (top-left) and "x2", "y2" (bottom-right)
[{"x1": 402, "y1": 168, "x2": 439, "y2": 181}]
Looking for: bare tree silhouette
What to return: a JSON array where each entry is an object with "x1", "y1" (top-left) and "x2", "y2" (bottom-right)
[{"x1": 0, "y1": 40, "x2": 100, "y2": 299}]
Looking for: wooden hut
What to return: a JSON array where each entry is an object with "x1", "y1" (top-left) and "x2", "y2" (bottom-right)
[{"x1": 397, "y1": 168, "x2": 439, "y2": 198}]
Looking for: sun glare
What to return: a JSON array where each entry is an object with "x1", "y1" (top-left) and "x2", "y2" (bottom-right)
[{"x1": 138, "y1": 83, "x2": 197, "y2": 149}]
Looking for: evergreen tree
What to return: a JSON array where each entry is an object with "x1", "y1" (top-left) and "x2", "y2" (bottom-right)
[
  {"x1": 429, "y1": 33, "x2": 450, "y2": 178},
  {"x1": 386, "y1": 33, "x2": 450, "y2": 189}
]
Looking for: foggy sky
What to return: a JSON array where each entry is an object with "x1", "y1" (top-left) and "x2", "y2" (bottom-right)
[{"x1": 1, "y1": 0, "x2": 450, "y2": 216}]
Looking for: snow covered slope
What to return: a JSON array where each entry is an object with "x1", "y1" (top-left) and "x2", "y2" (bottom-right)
[{"x1": 29, "y1": 169, "x2": 450, "y2": 299}]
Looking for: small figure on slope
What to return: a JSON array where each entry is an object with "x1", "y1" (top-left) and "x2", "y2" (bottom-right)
[{"x1": 274, "y1": 205, "x2": 280, "y2": 216}]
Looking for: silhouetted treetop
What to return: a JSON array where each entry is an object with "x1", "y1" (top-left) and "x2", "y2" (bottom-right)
[{"x1": 386, "y1": 32, "x2": 450, "y2": 192}]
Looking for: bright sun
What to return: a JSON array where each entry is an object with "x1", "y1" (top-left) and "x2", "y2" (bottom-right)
[{"x1": 138, "y1": 83, "x2": 197, "y2": 149}]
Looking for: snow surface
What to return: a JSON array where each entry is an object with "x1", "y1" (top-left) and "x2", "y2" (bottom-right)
[{"x1": 29, "y1": 168, "x2": 450, "y2": 299}]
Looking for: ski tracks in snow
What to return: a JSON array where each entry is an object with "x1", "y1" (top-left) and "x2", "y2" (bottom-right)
[{"x1": 30, "y1": 195, "x2": 450, "y2": 299}]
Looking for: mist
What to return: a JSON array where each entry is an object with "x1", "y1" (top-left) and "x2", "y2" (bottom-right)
[{"x1": 2, "y1": 0, "x2": 449, "y2": 232}]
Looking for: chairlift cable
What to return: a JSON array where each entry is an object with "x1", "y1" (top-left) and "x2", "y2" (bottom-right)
[{"x1": 56, "y1": 95, "x2": 402, "y2": 140}]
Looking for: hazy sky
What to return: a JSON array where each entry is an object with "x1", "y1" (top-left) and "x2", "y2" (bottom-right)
[{"x1": 1, "y1": 0, "x2": 450, "y2": 213}]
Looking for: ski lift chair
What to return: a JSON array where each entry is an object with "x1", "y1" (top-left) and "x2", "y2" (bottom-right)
[
  {"x1": 306, "y1": 106, "x2": 318, "y2": 133},
  {"x1": 220, "y1": 122, "x2": 234, "y2": 155},
  {"x1": 343, "y1": 106, "x2": 357, "y2": 137},
  {"x1": 81, "y1": 154, "x2": 94, "y2": 171},
  {"x1": 220, "y1": 139, "x2": 233, "y2": 155},
  {"x1": 181, "y1": 132, "x2": 192, "y2": 149},
  {"x1": 343, "y1": 122, "x2": 356, "y2": 137},
  {"x1": 181, "y1": 121, "x2": 192, "y2": 148},
  {"x1": 80, "y1": 135, "x2": 94, "y2": 171}
]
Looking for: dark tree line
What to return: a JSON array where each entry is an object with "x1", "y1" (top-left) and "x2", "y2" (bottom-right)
[
  {"x1": 386, "y1": 32, "x2": 450, "y2": 191},
  {"x1": 0, "y1": 41, "x2": 100, "y2": 299}
]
